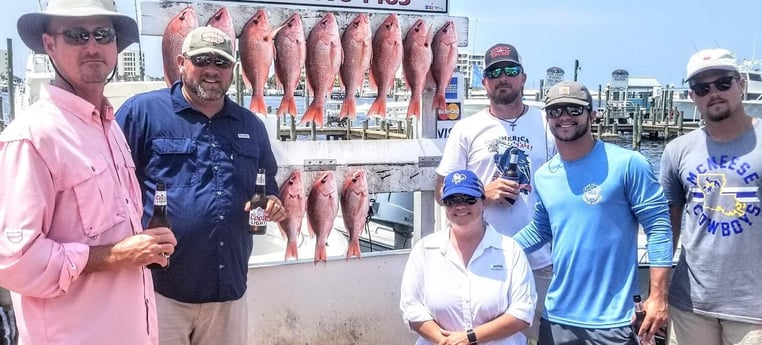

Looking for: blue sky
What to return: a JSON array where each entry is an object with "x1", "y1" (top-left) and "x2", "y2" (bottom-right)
[{"x1": 2, "y1": 0, "x2": 759, "y2": 89}]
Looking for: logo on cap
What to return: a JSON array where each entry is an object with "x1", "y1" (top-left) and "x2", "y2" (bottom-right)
[
  {"x1": 451, "y1": 173, "x2": 467, "y2": 184},
  {"x1": 490, "y1": 46, "x2": 511, "y2": 59},
  {"x1": 558, "y1": 86, "x2": 571, "y2": 97},
  {"x1": 201, "y1": 31, "x2": 226, "y2": 44}
]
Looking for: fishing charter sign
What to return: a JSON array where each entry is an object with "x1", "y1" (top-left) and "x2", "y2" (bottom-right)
[{"x1": 215, "y1": 0, "x2": 449, "y2": 13}]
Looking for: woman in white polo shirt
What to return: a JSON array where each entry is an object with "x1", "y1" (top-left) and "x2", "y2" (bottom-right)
[{"x1": 400, "y1": 169, "x2": 537, "y2": 345}]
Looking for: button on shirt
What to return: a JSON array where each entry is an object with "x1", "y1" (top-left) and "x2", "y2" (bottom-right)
[
  {"x1": 0, "y1": 85, "x2": 157, "y2": 345},
  {"x1": 400, "y1": 224, "x2": 537, "y2": 345},
  {"x1": 116, "y1": 82, "x2": 279, "y2": 303}
]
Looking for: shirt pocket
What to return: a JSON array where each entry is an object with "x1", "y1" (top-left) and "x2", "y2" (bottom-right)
[
  {"x1": 148, "y1": 138, "x2": 199, "y2": 187},
  {"x1": 232, "y1": 141, "x2": 261, "y2": 197},
  {"x1": 72, "y1": 154, "x2": 128, "y2": 238}
]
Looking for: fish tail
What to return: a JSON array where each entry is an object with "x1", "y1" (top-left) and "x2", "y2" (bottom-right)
[
  {"x1": 346, "y1": 240, "x2": 362, "y2": 260},
  {"x1": 249, "y1": 94, "x2": 268, "y2": 116},
  {"x1": 278, "y1": 94, "x2": 297, "y2": 117},
  {"x1": 300, "y1": 99, "x2": 325, "y2": 127},
  {"x1": 285, "y1": 240, "x2": 299, "y2": 261},
  {"x1": 367, "y1": 96, "x2": 387, "y2": 119},
  {"x1": 433, "y1": 90, "x2": 447, "y2": 113},
  {"x1": 314, "y1": 241, "x2": 327, "y2": 264},
  {"x1": 340, "y1": 96, "x2": 357, "y2": 120},
  {"x1": 406, "y1": 95, "x2": 421, "y2": 119}
]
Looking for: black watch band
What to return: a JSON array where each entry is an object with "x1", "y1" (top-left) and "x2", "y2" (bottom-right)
[{"x1": 466, "y1": 328, "x2": 477, "y2": 345}]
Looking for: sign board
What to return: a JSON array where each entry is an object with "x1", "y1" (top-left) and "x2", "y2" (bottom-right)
[
  {"x1": 544, "y1": 67, "x2": 564, "y2": 88},
  {"x1": 202, "y1": 0, "x2": 448, "y2": 14},
  {"x1": 610, "y1": 69, "x2": 629, "y2": 90},
  {"x1": 436, "y1": 74, "x2": 464, "y2": 139}
]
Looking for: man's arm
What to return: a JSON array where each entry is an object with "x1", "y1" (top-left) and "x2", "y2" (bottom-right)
[
  {"x1": 668, "y1": 204, "x2": 684, "y2": 253},
  {"x1": 639, "y1": 267, "x2": 670, "y2": 341}
]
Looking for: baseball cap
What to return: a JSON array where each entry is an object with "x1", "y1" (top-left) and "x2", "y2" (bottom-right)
[
  {"x1": 182, "y1": 26, "x2": 236, "y2": 63},
  {"x1": 441, "y1": 170, "x2": 485, "y2": 200},
  {"x1": 544, "y1": 80, "x2": 593, "y2": 108},
  {"x1": 484, "y1": 43, "x2": 522, "y2": 70},
  {"x1": 685, "y1": 48, "x2": 738, "y2": 82},
  {"x1": 17, "y1": 0, "x2": 139, "y2": 54}
]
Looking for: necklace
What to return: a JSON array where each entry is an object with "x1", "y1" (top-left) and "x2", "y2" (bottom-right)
[{"x1": 494, "y1": 105, "x2": 528, "y2": 131}]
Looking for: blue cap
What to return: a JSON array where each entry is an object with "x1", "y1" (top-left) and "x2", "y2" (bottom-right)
[{"x1": 442, "y1": 170, "x2": 485, "y2": 200}]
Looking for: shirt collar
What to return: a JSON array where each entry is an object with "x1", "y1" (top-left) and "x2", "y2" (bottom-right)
[
  {"x1": 428, "y1": 222, "x2": 505, "y2": 255},
  {"x1": 42, "y1": 84, "x2": 114, "y2": 122}
]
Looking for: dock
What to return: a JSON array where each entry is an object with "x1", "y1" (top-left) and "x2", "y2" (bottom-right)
[{"x1": 592, "y1": 102, "x2": 703, "y2": 149}]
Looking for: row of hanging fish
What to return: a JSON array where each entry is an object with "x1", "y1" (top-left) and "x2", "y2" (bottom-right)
[
  {"x1": 277, "y1": 169, "x2": 369, "y2": 264},
  {"x1": 160, "y1": 6, "x2": 459, "y2": 126}
]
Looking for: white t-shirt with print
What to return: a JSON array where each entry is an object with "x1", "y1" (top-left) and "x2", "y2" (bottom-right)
[{"x1": 437, "y1": 106, "x2": 555, "y2": 269}]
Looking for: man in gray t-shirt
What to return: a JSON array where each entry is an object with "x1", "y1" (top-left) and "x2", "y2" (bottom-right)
[{"x1": 660, "y1": 48, "x2": 762, "y2": 345}]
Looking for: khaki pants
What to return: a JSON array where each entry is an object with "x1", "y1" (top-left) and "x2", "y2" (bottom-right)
[
  {"x1": 523, "y1": 264, "x2": 552, "y2": 343},
  {"x1": 670, "y1": 306, "x2": 762, "y2": 345},
  {"x1": 155, "y1": 293, "x2": 248, "y2": 345}
]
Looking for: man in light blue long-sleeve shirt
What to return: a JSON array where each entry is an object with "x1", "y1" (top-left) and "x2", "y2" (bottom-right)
[{"x1": 513, "y1": 81, "x2": 673, "y2": 345}]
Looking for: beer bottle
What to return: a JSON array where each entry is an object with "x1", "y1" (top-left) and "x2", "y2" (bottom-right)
[
  {"x1": 248, "y1": 168, "x2": 268, "y2": 235},
  {"x1": 502, "y1": 148, "x2": 520, "y2": 205},
  {"x1": 632, "y1": 294, "x2": 646, "y2": 336},
  {"x1": 147, "y1": 182, "x2": 171, "y2": 270}
]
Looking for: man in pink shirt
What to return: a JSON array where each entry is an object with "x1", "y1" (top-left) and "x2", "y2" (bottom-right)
[{"x1": 0, "y1": 0, "x2": 177, "y2": 344}]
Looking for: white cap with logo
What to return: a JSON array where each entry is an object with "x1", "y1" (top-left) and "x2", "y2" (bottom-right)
[{"x1": 685, "y1": 48, "x2": 739, "y2": 82}]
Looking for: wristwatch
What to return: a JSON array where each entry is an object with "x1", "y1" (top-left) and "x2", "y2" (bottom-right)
[{"x1": 466, "y1": 328, "x2": 477, "y2": 345}]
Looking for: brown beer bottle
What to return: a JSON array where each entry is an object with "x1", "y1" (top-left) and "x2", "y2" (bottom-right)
[
  {"x1": 147, "y1": 182, "x2": 170, "y2": 270},
  {"x1": 248, "y1": 169, "x2": 268, "y2": 235},
  {"x1": 502, "y1": 148, "x2": 520, "y2": 205}
]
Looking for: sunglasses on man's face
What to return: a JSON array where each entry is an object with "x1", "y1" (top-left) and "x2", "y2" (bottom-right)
[
  {"x1": 485, "y1": 66, "x2": 522, "y2": 79},
  {"x1": 53, "y1": 27, "x2": 116, "y2": 46},
  {"x1": 689, "y1": 76, "x2": 737, "y2": 97},
  {"x1": 186, "y1": 54, "x2": 234, "y2": 69},
  {"x1": 545, "y1": 105, "x2": 589, "y2": 119},
  {"x1": 443, "y1": 195, "x2": 479, "y2": 207}
]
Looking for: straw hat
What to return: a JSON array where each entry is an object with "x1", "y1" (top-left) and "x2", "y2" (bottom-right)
[{"x1": 17, "y1": 0, "x2": 139, "y2": 54}]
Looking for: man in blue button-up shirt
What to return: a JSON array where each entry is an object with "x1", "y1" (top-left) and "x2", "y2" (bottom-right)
[{"x1": 116, "y1": 27, "x2": 286, "y2": 345}]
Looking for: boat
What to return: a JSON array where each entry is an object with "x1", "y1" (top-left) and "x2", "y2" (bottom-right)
[{"x1": 22, "y1": 53, "x2": 54, "y2": 108}]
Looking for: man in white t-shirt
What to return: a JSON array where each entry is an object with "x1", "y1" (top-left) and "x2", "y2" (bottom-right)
[{"x1": 436, "y1": 43, "x2": 555, "y2": 343}]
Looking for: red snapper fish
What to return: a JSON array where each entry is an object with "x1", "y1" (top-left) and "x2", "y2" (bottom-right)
[
  {"x1": 273, "y1": 13, "x2": 306, "y2": 117},
  {"x1": 339, "y1": 13, "x2": 372, "y2": 120},
  {"x1": 340, "y1": 169, "x2": 369, "y2": 260},
  {"x1": 206, "y1": 6, "x2": 236, "y2": 53},
  {"x1": 162, "y1": 6, "x2": 197, "y2": 87},
  {"x1": 301, "y1": 13, "x2": 342, "y2": 127},
  {"x1": 278, "y1": 170, "x2": 306, "y2": 260},
  {"x1": 431, "y1": 21, "x2": 458, "y2": 113},
  {"x1": 306, "y1": 171, "x2": 339, "y2": 264},
  {"x1": 367, "y1": 14, "x2": 403, "y2": 119},
  {"x1": 239, "y1": 9, "x2": 273, "y2": 116},
  {"x1": 403, "y1": 18, "x2": 432, "y2": 119}
]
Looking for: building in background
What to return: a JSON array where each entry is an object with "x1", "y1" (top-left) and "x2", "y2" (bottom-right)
[
  {"x1": 117, "y1": 49, "x2": 144, "y2": 81},
  {"x1": 457, "y1": 51, "x2": 484, "y2": 88}
]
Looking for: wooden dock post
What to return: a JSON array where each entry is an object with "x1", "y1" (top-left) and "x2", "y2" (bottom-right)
[
  {"x1": 632, "y1": 110, "x2": 642, "y2": 150},
  {"x1": 677, "y1": 110, "x2": 684, "y2": 134},
  {"x1": 289, "y1": 115, "x2": 296, "y2": 141}
]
